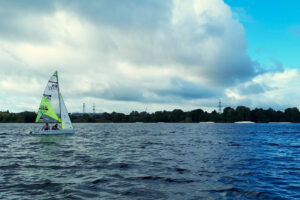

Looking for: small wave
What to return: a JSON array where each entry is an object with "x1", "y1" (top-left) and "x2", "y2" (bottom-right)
[
  {"x1": 93, "y1": 164, "x2": 106, "y2": 169},
  {"x1": 22, "y1": 164, "x2": 77, "y2": 170},
  {"x1": 286, "y1": 167, "x2": 300, "y2": 170},
  {"x1": 205, "y1": 187, "x2": 241, "y2": 193},
  {"x1": 164, "y1": 177, "x2": 194, "y2": 183},
  {"x1": 241, "y1": 158, "x2": 260, "y2": 162},
  {"x1": 141, "y1": 141, "x2": 163, "y2": 145},
  {"x1": 206, "y1": 188, "x2": 268, "y2": 199},
  {"x1": 281, "y1": 131, "x2": 300, "y2": 134},
  {"x1": 166, "y1": 167, "x2": 189, "y2": 174},
  {"x1": 60, "y1": 193, "x2": 83, "y2": 200},
  {"x1": 175, "y1": 167, "x2": 188, "y2": 173},
  {"x1": 60, "y1": 188, "x2": 98, "y2": 199},
  {"x1": 121, "y1": 187, "x2": 167, "y2": 198},
  {"x1": 28, "y1": 141, "x2": 58, "y2": 145},
  {"x1": 198, "y1": 170, "x2": 219, "y2": 174},
  {"x1": 195, "y1": 140, "x2": 214, "y2": 144},
  {"x1": 140, "y1": 176, "x2": 164, "y2": 181},
  {"x1": 0, "y1": 163, "x2": 20, "y2": 169},
  {"x1": 91, "y1": 178, "x2": 110, "y2": 184},
  {"x1": 4, "y1": 179, "x2": 62, "y2": 191},
  {"x1": 227, "y1": 142, "x2": 241, "y2": 146},
  {"x1": 108, "y1": 173, "x2": 125, "y2": 179},
  {"x1": 288, "y1": 145, "x2": 300, "y2": 148},
  {"x1": 127, "y1": 176, "x2": 194, "y2": 183},
  {"x1": 239, "y1": 171, "x2": 254, "y2": 176},
  {"x1": 273, "y1": 156, "x2": 295, "y2": 162},
  {"x1": 263, "y1": 142, "x2": 280, "y2": 146},
  {"x1": 109, "y1": 163, "x2": 131, "y2": 169}
]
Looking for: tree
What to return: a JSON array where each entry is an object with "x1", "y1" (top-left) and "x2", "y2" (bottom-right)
[
  {"x1": 285, "y1": 107, "x2": 300, "y2": 122},
  {"x1": 190, "y1": 109, "x2": 204, "y2": 122},
  {"x1": 236, "y1": 106, "x2": 251, "y2": 121},
  {"x1": 222, "y1": 107, "x2": 235, "y2": 122},
  {"x1": 209, "y1": 110, "x2": 221, "y2": 122},
  {"x1": 251, "y1": 108, "x2": 269, "y2": 123},
  {"x1": 129, "y1": 111, "x2": 140, "y2": 122},
  {"x1": 170, "y1": 109, "x2": 185, "y2": 122}
]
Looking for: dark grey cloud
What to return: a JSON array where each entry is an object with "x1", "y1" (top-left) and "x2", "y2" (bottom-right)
[
  {"x1": 0, "y1": 0, "x2": 55, "y2": 42},
  {"x1": 77, "y1": 77, "x2": 220, "y2": 104},
  {"x1": 79, "y1": 82, "x2": 144, "y2": 102},
  {"x1": 99, "y1": 85, "x2": 144, "y2": 102},
  {"x1": 202, "y1": 51, "x2": 254, "y2": 86},
  {"x1": 59, "y1": 0, "x2": 172, "y2": 30},
  {"x1": 237, "y1": 83, "x2": 272, "y2": 95},
  {"x1": 0, "y1": 0, "x2": 54, "y2": 11},
  {"x1": 154, "y1": 78, "x2": 220, "y2": 100},
  {"x1": 0, "y1": 0, "x2": 172, "y2": 42}
]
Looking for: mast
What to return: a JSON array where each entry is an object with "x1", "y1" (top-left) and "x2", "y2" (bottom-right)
[{"x1": 56, "y1": 71, "x2": 62, "y2": 122}]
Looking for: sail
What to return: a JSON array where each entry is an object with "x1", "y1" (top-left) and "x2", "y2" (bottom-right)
[
  {"x1": 35, "y1": 71, "x2": 61, "y2": 123},
  {"x1": 60, "y1": 94, "x2": 73, "y2": 130}
]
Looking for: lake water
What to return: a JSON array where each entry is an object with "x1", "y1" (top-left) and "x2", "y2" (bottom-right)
[{"x1": 0, "y1": 123, "x2": 300, "y2": 199}]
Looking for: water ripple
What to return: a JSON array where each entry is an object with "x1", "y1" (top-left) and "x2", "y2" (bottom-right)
[{"x1": 1, "y1": 123, "x2": 300, "y2": 199}]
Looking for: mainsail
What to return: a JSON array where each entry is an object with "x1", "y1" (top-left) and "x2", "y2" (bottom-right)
[
  {"x1": 35, "y1": 71, "x2": 73, "y2": 130},
  {"x1": 35, "y1": 71, "x2": 61, "y2": 123}
]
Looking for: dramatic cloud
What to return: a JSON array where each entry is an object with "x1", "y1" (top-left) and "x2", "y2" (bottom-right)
[
  {"x1": 224, "y1": 69, "x2": 300, "y2": 110},
  {"x1": 0, "y1": 0, "x2": 292, "y2": 113}
]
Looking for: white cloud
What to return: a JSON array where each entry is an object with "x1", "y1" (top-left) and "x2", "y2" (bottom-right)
[
  {"x1": 224, "y1": 69, "x2": 300, "y2": 110},
  {"x1": 0, "y1": 0, "x2": 292, "y2": 113}
]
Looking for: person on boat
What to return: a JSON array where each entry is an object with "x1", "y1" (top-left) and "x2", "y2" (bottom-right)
[
  {"x1": 43, "y1": 123, "x2": 49, "y2": 130},
  {"x1": 52, "y1": 124, "x2": 59, "y2": 130}
]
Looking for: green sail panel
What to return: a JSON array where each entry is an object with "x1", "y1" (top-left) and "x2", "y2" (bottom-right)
[
  {"x1": 35, "y1": 95, "x2": 61, "y2": 123},
  {"x1": 35, "y1": 71, "x2": 61, "y2": 123}
]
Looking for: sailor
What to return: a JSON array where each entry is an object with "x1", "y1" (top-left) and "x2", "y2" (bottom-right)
[
  {"x1": 43, "y1": 123, "x2": 49, "y2": 130},
  {"x1": 52, "y1": 124, "x2": 59, "y2": 130}
]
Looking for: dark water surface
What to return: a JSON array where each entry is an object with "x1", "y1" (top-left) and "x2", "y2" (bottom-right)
[{"x1": 0, "y1": 123, "x2": 300, "y2": 199}]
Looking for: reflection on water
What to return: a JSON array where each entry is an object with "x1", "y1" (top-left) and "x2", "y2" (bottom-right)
[{"x1": 0, "y1": 123, "x2": 300, "y2": 199}]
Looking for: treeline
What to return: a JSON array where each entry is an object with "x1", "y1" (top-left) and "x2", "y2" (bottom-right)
[
  {"x1": 1, "y1": 106, "x2": 300, "y2": 123},
  {"x1": 71, "y1": 106, "x2": 300, "y2": 123},
  {"x1": 0, "y1": 111, "x2": 36, "y2": 123}
]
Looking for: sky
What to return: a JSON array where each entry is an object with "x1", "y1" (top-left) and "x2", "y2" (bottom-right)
[{"x1": 0, "y1": 0, "x2": 300, "y2": 113}]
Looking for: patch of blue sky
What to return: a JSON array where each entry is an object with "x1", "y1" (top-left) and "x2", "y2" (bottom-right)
[{"x1": 224, "y1": 0, "x2": 300, "y2": 69}]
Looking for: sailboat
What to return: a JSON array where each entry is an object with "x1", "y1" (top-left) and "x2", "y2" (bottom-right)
[{"x1": 33, "y1": 71, "x2": 75, "y2": 135}]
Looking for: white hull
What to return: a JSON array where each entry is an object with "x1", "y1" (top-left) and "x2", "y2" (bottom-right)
[{"x1": 32, "y1": 129, "x2": 75, "y2": 135}]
